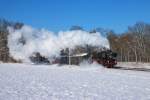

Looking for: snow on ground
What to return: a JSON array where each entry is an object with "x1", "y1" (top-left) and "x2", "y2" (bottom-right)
[
  {"x1": 118, "y1": 62, "x2": 150, "y2": 69},
  {"x1": 0, "y1": 63, "x2": 150, "y2": 100}
]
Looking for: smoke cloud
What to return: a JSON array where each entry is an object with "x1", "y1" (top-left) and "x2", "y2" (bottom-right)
[{"x1": 7, "y1": 25, "x2": 109, "y2": 62}]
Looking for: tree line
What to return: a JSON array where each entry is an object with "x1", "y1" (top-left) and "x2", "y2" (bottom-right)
[
  {"x1": 0, "y1": 18, "x2": 150, "y2": 63},
  {"x1": 0, "y1": 19, "x2": 23, "y2": 62},
  {"x1": 107, "y1": 22, "x2": 150, "y2": 62}
]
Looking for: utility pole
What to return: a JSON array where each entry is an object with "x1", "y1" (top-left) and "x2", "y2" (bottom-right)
[{"x1": 69, "y1": 48, "x2": 71, "y2": 65}]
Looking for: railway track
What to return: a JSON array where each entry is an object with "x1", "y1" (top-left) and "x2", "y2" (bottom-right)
[{"x1": 112, "y1": 66, "x2": 150, "y2": 72}]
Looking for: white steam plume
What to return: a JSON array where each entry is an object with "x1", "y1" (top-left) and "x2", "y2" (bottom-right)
[{"x1": 7, "y1": 25, "x2": 109, "y2": 62}]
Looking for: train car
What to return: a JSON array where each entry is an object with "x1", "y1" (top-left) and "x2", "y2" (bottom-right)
[{"x1": 30, "y1": 52, "x2": 50, "y2": 64}]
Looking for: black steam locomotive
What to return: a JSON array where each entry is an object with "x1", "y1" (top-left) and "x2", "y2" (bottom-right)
[
  {"x1": 59, "y1": 48, "x2": 117, "y2": 68},
  {"x1": 30, "y1": 49, "x2": 117, "y2": 68},
  {"x1": 91, "y1": 50, "x2": 117, "y2": 68}
]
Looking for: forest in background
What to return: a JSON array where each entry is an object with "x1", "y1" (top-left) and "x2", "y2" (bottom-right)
[{"x1": 0, "y1": 18, "x2": 150, "y2": 63}]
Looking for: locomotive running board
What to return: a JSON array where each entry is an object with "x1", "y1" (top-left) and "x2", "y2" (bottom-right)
[{"x1": 112, "y1": 66, "x2": 150, "y2": 72}]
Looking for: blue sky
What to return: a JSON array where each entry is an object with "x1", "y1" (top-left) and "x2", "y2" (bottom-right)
[{"x1": 0, "y1": 0, "x2": 150, "y2": 33}]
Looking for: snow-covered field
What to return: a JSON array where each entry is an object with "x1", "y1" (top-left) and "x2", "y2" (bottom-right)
[{"x1": 0, "y1": 63, "x2": 150, "y2": 100}]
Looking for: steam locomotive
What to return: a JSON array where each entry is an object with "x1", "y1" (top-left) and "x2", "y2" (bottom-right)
[
  {"x1": 58, "y1": 48, "x2": 117, "y2": 68},
  {"x1": 91, "y1": 50, "x2": 117, "y2": 68},
  {"x1": 30, "y1": 49, "x2": 117, "y2": 68}
]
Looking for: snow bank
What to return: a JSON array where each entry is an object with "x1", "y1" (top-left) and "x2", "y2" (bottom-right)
[
  {"x1": 79, "y1": 60, "x2": 103, "y2": 69},
  {"x1": 7, "y1": 25, "x2": 109, "y2": 63}
]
